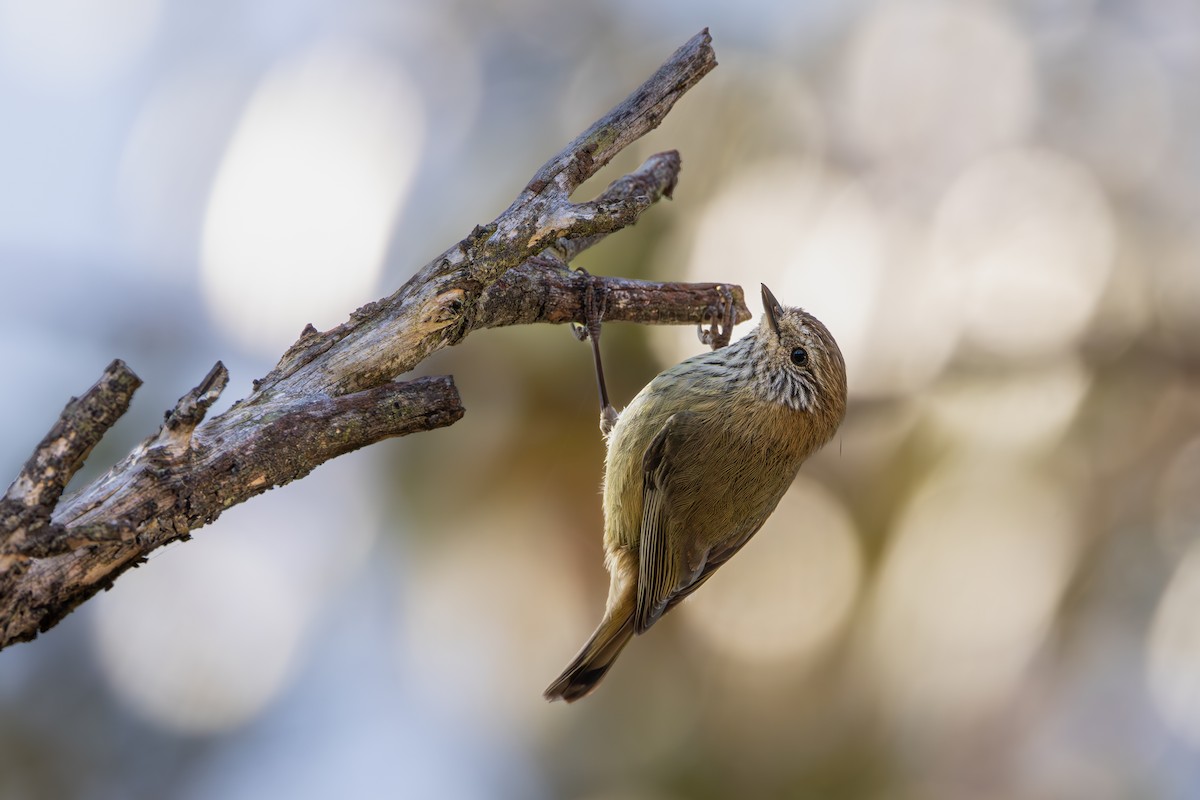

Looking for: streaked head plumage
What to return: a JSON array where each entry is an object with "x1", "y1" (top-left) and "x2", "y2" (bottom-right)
[{"x1": 754, "y1": 284, "x2": 847, "y2": 416}]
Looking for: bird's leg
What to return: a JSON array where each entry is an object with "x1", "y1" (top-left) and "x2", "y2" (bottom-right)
[
  {"x1": 572, "y1": 269, "x2": 619, "y2": 436},
  {"x1": 697, "y1": 284, "x2": 735, "y2": 350}
]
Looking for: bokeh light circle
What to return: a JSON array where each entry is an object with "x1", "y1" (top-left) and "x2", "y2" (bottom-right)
[
  {"x1": 925, "y1": 357, "x2": 1091, "y2": 453},
  {"x1": 91, "y1": 538, "x2": 307, "y2": 734},
  {"x1": 201, "y1": 42, "x2": 424, "y2": 356},
  {"x1": 932, "y1": 147, "x2": 1115, "y2": 359},
  {"x1": 683, "y1": 476, "x2": 862, "y2": 667},
  {"x1": 842, "y1": 0, "x2": 1036, "y2": 169},
  {"x1": 116, "y1": 62, "x2": 250, "y2": 278},
  {"x1": 397, "y1": 500, "x2": 591, "y2": 728},
  {"x1": 865, "y1": 457, "x2": 1079, "y2": 727}
]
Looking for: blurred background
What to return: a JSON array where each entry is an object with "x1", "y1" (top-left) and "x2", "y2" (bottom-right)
[{"x1": 1, "y1": 0, "x2": 1199, "y2": 797}]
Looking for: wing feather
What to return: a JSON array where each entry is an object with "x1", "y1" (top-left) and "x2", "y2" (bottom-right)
[{"x1": 635, "y1": 411, "x2": 692, "y2": 633}]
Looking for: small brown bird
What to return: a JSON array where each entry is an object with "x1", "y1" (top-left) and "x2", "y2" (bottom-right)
[{"x1": 545, "y1": 284, "x2": 847, "y2": 701}]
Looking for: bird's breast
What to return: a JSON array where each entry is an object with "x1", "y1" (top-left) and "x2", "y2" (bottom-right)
[{"x1": 601, "y1": 386, "x2": 816, "y2": 554}]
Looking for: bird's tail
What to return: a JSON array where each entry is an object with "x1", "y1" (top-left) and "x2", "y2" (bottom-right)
[{"x1": 544, "y1": 610, "x2": 634, "y2": 702}]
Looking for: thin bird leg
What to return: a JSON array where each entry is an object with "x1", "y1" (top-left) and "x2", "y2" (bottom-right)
[
  {"x1": 574, "y1": 270, "x2": 619, "y2": 436},
  {"x1": 696, "y1": 284, "x2": 735, "y2": 350}
]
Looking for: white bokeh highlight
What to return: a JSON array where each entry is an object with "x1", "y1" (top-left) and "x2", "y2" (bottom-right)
[
  {"x1": 932, "y1": 148, "x2": 1115, "y2": 359},
  {"x1": 842, "y1": 0, "x2": 1037, "y2": 171},
  {"x1": 89, "y1": 456, "x2": 380, "y2": 734},
  {"x1": 202, "y1": 42, "x2": 424, "y2": 356},
  {"x1": 91, "y1": 538, "x2": 308, "y2": 734},
  {"x1": 865, "y1": 458, "x2": 1079, "y2": 727}
]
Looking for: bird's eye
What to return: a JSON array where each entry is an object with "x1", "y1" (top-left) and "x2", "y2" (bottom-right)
[{"x1": 790, "y1": 347, "x2": 809, "y2": 367}]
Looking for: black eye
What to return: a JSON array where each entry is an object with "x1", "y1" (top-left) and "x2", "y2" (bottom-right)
[{"x1": 790, "y1": 347, "x2": 809, "y2": 367}]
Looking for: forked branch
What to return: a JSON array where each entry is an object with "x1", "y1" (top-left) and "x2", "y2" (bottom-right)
[{"x1": 0, "y1": 29, "x2": 749, "y2": 650}]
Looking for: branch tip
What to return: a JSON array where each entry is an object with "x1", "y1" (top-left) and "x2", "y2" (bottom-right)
[
  {"x1": 164, "y1": 361, "x2": 229, "y2": 433},
  {"x1": 3, "y1": 359, "x2": 141, "y2": 514}
]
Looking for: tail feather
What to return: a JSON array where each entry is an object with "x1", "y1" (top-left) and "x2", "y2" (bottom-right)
[{"x1": 544, "y1": 612, "x2": 634, "y2": 702}]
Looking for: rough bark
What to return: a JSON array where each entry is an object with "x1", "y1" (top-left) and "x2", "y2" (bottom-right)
[{"x1": 0, "y1": 29, "x2": 748, "y2": 650}]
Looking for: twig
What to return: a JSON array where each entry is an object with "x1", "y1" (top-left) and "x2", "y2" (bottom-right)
[{"x1": 477, "y1": 255, "x2": 749, "y2": 330}]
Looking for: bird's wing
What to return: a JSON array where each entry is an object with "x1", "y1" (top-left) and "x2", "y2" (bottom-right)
[{"x1": 635, "y1": 411, "x2": 696, "y2": 634}]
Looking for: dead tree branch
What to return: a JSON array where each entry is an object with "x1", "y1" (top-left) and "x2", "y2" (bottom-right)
[{"x1": 0, "y1": 28, "x2": 748, "y2": 650}]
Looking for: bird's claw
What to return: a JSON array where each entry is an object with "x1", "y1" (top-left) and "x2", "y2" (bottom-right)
[
  {"x1": 697, "y1": 285, "x2": 735, "y2": 350},
  {"x1": 570, "y1": 268, "x2": 603, "y2": 342},
  {"x1": 600, "y1": 405, "x2": 619, "y2": 437}
]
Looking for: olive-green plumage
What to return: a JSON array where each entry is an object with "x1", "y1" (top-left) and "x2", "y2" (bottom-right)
[{"x1": 545, "y1": 285, "x2": 848, "y2": 702}]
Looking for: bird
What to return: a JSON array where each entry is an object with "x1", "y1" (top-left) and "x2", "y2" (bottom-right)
[{"x1": 545, "y1": 284, "x2": 847, "y2": 701}]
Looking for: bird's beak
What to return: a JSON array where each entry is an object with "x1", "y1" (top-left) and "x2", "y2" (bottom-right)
[{"x1": 761, "y1": 283, "x2": 783, "y2": 338}]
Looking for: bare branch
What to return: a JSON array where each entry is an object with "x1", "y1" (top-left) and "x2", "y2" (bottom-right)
[
  {"x1": 253, "y1": 30, "x2": 718, "y2": 398},
  {"x1": 548, "y1": 150, "x2": 682, "y2": 262},
  {"x1": 1, "y1": 360, "x2": 141, "y2": 518},
  {"x1": 477, "y1": 257, "x2": 750, "y2": 330},
  {"x1": 0, "y1": 360, "x2": 142, "y2": 568},
  {"x1": 526, "y1": 29, "x2": 717, "y2": 197},
  {"x1": 1, "y1": 374, "x2": 463, "y2": 647},
  {"x1": 162, "y1": 361, "x2": 228, "y2": 435},
  {"x1": 0, "y1": 29, "x2": 732, "y2": 650}
]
